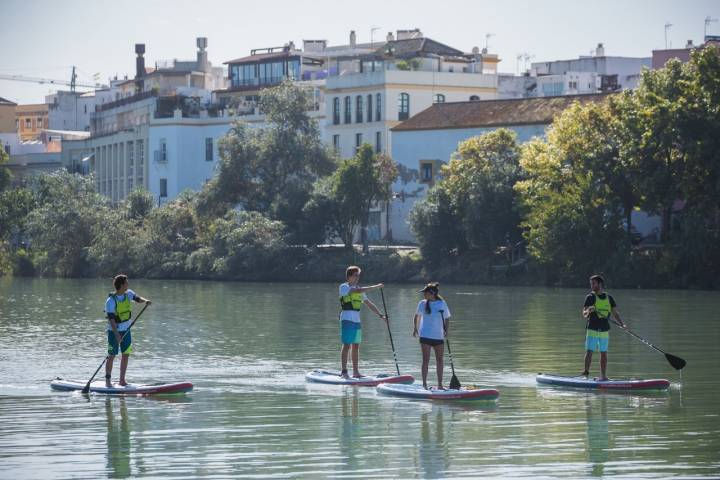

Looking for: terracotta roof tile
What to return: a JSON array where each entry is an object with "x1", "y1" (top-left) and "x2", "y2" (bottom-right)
[{"x1": 391, "y1": 93, "x2": 613, "y2": 131}]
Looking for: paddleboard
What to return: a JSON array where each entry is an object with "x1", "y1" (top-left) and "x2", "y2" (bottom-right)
[
  {"x1": 305, "y1": 369, "x2": 414, "y2": 386},
  {"x1": 50, "y1": 378, "x2": 193, "y2": 395},
  {"x1": 536, "y1": 373, "x2": 670, "y2": 390},
  {"x1": 376, "y1": 382, "x2": 500, "y2": 401}
]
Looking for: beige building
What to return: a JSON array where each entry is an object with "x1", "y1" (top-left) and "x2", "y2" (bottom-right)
[
  {"x1": 16, "y1": 103, "x2": 49, "y2": 141},
  {"x1": 0, "y1": 97, "x2": 17, "y2": 135}
]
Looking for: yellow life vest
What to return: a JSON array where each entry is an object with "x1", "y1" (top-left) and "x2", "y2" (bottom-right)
[
  {"x1": 340, "y1": 289, "x2": 363, "y2": 311},
  {"x1": 592, "y1": 293, "x2": 611, "y2": 319},
  {"x1": 108, "y1": 293, "x2": 132, "y2": 321}
]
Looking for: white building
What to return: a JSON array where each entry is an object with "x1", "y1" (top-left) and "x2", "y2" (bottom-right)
[
  {"x1": 389, "y1": 94, "x2": 612, "y2": 242},
  {"x1": 322, "y1": 31, "x2": 500, "y2": 160},
  {"x1": 46, "y1": 91, "x2": 96, "y2": 132}
]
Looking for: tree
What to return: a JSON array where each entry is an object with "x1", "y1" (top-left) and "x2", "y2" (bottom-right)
[{"x1": 196, "y1": 80, "x2": 334, "y2": 243}]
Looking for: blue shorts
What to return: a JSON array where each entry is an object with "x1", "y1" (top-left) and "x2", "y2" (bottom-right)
[
  {"x1": 585, "y1": 330, "x2": 609, "y2": 353},
  {"x1": 341, "y1": 320, "x2": 362, "y2": 345},
  {"x1": 108, "y1": 330, "x2": 133, "y2": 355}
]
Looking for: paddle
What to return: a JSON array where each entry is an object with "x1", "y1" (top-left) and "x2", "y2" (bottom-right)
[
  {"x1": 612, "y1": 319, "x2": 686, "y2": 370},
  {"x1": 379, "y1": 287, "x2": 401, "y2": 376},
  {"x1": 81, "y1": 303, "x2": 149, "y2": 394},
  {"x1": 440, "y1": 310, "x2": 461, "y2": 390}
]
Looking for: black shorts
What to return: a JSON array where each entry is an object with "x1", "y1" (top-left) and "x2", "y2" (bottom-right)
[{"x1": 419, "y1": 337, "x2": 444, "y2": 346}]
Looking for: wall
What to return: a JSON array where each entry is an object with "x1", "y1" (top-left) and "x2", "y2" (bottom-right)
[
  {"x1": 389, "y1": 124, "x2": 548, "y2": 242},
  {"x1": 0, "y1": 103, "x2": 16, "y2": 133}
]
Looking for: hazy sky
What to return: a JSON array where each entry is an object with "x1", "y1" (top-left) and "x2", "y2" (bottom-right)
[{"x1": 1, "y1": 0, "x2": 718, "y2": 104}]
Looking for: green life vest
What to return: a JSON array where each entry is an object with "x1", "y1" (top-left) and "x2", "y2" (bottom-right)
[
  {"x1": 340, "y1": 289, "x2": 363, "y2": 311},
  {"x1": 109, "y1": 293, "x2": 132, "y2": 322},
  {"x1": 593, "y1": 293, "x2": 611, "y2": 319}
]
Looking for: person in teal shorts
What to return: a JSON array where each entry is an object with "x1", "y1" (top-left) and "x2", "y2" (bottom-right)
[
  {"x1": 105, "y1": 274, "x2": 152, "y2": 387},
  {"x1": 582, "y1": 274, "x2": 626, "y2": 381},
  {"x1": 338, "y1": 265, "x2": 386, "y2": 378}
]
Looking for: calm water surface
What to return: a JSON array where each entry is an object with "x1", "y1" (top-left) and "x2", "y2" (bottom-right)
[{"x1": 1, "y1": 277, "x2": 719, "y2": 479}]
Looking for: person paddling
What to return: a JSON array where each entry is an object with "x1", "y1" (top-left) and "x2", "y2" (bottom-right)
[
  {"x1": 105, "y1": 275, "x2": 152, "y2": 387},
  {"x1": 412, "y1": 282, "x2": 451, "y2": 390},
  {"x1": 582, "y1": 275, "x2": 626, "y2": 381},
  {"x1": 339, "y1": 266, "x2": 386, "y2": 378}
]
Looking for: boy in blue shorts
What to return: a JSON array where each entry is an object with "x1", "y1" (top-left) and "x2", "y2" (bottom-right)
[
  {"x1": 105, "y1": 274, "x2": 152, "y2": 387},
  {"x1": 339, "y1": 266, "x2": 386, "y2": 378},
  {"x1": 582, "y1": 274, "x2": 626, "y2": 381}
]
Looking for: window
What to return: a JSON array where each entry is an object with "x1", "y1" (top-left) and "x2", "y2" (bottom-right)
[
  {"x1": 420, "y1": 161, "x2": 435, "y2": 183},
  {"x1": 375, "y1": 131, "x2": 381, "y2": 153},
  {"x1": 15, "y1": 119, "x2": 18, "y2": 130},
  {"x1": 84, "y1": 105, "x2": 87, "y2": 114},
  {"x1": 376, "y1": 93, "x2": 382, "y2": 121},
  {"x1": 25, "y1": 118, "x2": 31, "y2": 129},
  {"x1": 333, "y1": 134, "x2": 340, "y2": 150},
  {"x1": 344, "y1": 96, "x2": 351, "y2": 124},
  {"x1": 356, "y1": 95, "x2": 363, "y2": 123},
  {"x1": 434, "y1": 94, "x2": 446, "y2": 103},
  {"x1": 469, "y1": 95, "x2": 480, "y2": 101},
  {"x1": 160, "y1": 178, "x2": 167, "y2": 198},
  {"x1": 398, "y1": 93, "x2": 410, "y2": 120},
  {"x1": 160, "y1": 139, "x2": 167, "y2": 162},
  {"x1": 205, "y1": 137, "x2": 213, "y2": 161},
  {"x1": 367, "y1": 94, "x2": 373, "y2": 122},
  {"x1": 4, "y1": 145, "x2": 10, "y2": 155},
  {"x1": 37, "y1": 117, "x2": 43, "y2": 128},
  {"x1": 355, "y1": 133, "x2": 363, "y2": 152},
  {"x1": 332, "y1": 97, "x2": 340, "y2": 125}
]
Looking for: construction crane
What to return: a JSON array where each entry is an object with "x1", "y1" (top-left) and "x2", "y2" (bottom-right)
[{"x1": 0, "y1": 66, "x2": 102, "y2": 92}]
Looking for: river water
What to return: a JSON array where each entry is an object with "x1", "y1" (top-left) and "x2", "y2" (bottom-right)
[{"x1": 0, "y1": 277, "x2": 718, "y2": 479}]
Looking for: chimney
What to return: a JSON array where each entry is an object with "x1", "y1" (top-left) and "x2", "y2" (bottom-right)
[
  {"x1": 686, "y1": 39, "x2": 694, "y2": 48},
  {"x1": 135, "y1": 43, "x2": 145, "y2": 93},
  {"x1": 196, "y1": 37, "x2": 210, "y2": 73},
  {"x1": 386, "y1": 31, "x2": 394, "y2": 42},
  {"x1": 595, "y1": 42, "x2": 605, "y2": 57},
  {"x1": 349, "y1": 30, "x2": 357, "y2": 48}
]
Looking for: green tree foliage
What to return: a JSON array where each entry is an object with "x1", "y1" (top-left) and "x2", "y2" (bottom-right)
[
  {"x1": 410, "y1": 129, "x2": 523, "y2": 265},
  {"x1": 197, "y1": 81, "x2": 334, "y2": 242},
  {"x1": 306, "y1": 144, "x2": 397, "y2": 251}
]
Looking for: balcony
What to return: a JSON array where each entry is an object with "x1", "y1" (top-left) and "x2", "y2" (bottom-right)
[{"x1": 326, "y1": 69, "x2": 498, "y2": 91}]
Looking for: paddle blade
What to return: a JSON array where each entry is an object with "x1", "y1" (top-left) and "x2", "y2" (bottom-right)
[
  {"x1": 449, "y1": 374, "x2": 461, "y2": 390},
  {"x1": 81, "y1": 383, "x2": 91, "y2": 394},
  {"x1": 666, "y1": 353, "x2": 686, "y2": 370}
]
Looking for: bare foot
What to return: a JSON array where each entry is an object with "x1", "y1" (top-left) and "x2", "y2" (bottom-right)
[
  {"x1": 352, "y1": 372, "x2": 363, "y2": 378},
  {"x1": 422, "y1": 384, "x2": 429, "y2": 390},
  {"x1": 119, "y1": 380, "x2": 128, "y2": 386},
  {"x1": 436, "y1": 385, "x2": 445, "y2": 390},
  {"x1": 105, "y1": 381, "x2": 112, "y2": 388},
  {"x1": 597, "y1": 377, "x2": 609, "y2": 382}
]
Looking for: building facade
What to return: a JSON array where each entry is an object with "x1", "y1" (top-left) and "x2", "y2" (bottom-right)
[
  {"x1": 46, "y1": 91, "x2": 96, "y2": 132},
  {"x1": 389, "y1": 94, "x2": 612, "y2": 242},
  {"x1": 15, "y1": 103, "x2": 48, "y2": 141}
]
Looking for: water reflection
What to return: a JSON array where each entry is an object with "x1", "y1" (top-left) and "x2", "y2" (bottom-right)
[
  {"x1": 585, "y1": 396, "x2": 609, "y2": 477},
  {"x1": 105, "y1": 398, "x2": 131, "y2": 478},
  {"x1": 339, "y1": 390, "x2": 362, "y2": 472},
  {"x1": 418, "y1": 407, "x2": 449, "y2": 479}
]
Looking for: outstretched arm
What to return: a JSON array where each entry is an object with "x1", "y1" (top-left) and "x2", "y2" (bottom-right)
[
  {"x1": 363, "y1": 299, "x2": 387, "y2": 322},
  {"x1": 350, "y1": 283, "x2": 384, "y2": 293}
]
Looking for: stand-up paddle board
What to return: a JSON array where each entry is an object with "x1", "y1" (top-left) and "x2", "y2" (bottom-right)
[
  {"x1": 305, "y1": 369, "x2": 414, "y2": 386},
  {"x1": 376, "y1": 382, "x2": 500, "y2": 401},
  {"x1": 536, "y1": 373, "x2": 670, "y2": 390},
  {"x1": 50, "y1": 378, "x2": 193, "y2": 395}
]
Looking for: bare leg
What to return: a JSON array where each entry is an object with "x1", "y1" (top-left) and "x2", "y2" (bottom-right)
[
  {"x1": 420, "y1": 343, "x2": 431, "y2": 388},
  {"x1": 340, "y1": 344, "x2": 350, "y2": 376},
  {"x1": 351, "y1": 344, "x2": 361, "y2": 377},
  {"x1": 105, "y1": 355, "x2": 115, "y2": 386},
  {"x1": 599, "y1": 352, "x2": 608, "y2": 381},
  {"x1": 434, "y1": 344, "x2": 445, "y2": 389},
  {"x1": 119, "y1": 354, "x2": 129, "y2": 386},
  {"x1": 584, "y1": 350, "x2": 593, "y2": 376}
]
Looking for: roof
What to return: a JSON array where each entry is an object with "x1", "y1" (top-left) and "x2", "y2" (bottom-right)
[
  {"x1": 391, "y1": 93, "x2": 613, "y2": 132},
  {"x1": 0, "y1": 96, "x2": 17, "y2": 106},
  {"x1": 374, "y1": 37, "x2": 465, "y2": 59},
  {"x1": 224, "y1": 50, "x2": 299, "y2": 65}
]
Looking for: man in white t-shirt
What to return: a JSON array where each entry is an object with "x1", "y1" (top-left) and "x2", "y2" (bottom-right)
[
  {"x1": 104, "y1": 274, "x2": 152, "y2": 387},
  {"x1": 338, "y1": 265, "x2": 386, "y2": 378}
]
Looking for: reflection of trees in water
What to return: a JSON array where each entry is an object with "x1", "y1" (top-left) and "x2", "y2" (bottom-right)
[{"x1": 105, "y1": 398, "x2": 131, "y2": 479}]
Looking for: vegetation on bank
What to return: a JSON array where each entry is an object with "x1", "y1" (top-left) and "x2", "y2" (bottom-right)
[{"x1": 0, "y1": 47, "x2": 718, "y2": 288}]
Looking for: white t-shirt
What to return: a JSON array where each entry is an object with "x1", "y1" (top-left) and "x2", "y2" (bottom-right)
[
  {"x1": 416, "y1": 299, "x2": 451, "y2": 340},
  {"x1": 105, "y1": 289, "x2": 138, "y2": 332},
  {"x1": 339, "y1": 282, "x2": 367, "y2": 323}
]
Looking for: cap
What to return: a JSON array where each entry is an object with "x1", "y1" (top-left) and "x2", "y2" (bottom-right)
[{"x1": 419, "y1": 283, "x2": 439, "y2": 294}]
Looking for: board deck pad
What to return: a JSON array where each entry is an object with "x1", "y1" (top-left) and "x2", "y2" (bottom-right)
[
  {"x1": 376, "y1": 382, "x2": 500, "y2": 401},
  {"x1": 305, "y1": 369, "x2": 414, "y2": 386},
  {"x1": 536, "y1": 373, "x2": 670, "y2": 390},
  {"x1": 50, "y1": 378, "x2": 193, "y2": 395}
]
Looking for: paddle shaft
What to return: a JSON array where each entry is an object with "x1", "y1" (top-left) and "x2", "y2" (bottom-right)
[
  {"x1": 611, "y1": 319, "x2": 686, "y2": 370},
  {"x1": 81, "y1": 303, "x2": 149, "y2": 393},
  {"x1": 379, "y1": 288, "x2": 401, "y2": 376},
  {"x1": 440, "y1": 310, "x2": 459, "y2": 387}
]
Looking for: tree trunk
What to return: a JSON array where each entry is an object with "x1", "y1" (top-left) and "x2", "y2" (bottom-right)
[{"x1": 385, "y1": 200, "x2": 393, "y2": 243}]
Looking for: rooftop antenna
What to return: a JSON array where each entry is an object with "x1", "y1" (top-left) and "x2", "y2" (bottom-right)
[
  {"x1": 370, "y1": 26, "x2": 381, "y2": 49},
  {"x1": 485, "y1": 33, "x2": 495, "y2": 51},
  {"x1": 516, "y1": 53, "x2": 523, "y2": 75},
  {"x1": 665, "y1": 22, "x2": 673, "y2": 48},
  {"x1": 523, "y1": 53, "x2": 535, "y2": 72},
  {"x1": 706, "y1": 16, "x2": 719, "y2": 39}
]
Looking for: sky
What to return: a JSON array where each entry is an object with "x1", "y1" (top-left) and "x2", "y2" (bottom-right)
[{"x1": 1, "y1": 0, "x2": 718, "y2": 105}]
